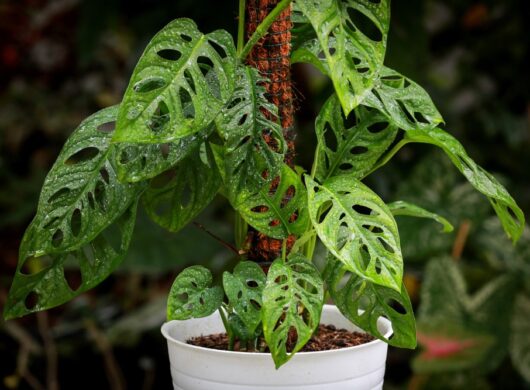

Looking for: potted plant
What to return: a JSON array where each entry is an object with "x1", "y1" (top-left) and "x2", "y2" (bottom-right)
[{"x1": 4, "y1": 0, "x2": 525, "y2": 389}]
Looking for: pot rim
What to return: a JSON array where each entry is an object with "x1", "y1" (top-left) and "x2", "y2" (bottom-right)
[{"x1": 161, "y1": 304, "x2": 393, "y2": 357}]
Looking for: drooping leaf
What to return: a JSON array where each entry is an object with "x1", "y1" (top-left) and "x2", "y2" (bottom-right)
[
  {"x1": 306, "y1": 174, "x2": 403, "y2": 290},
  {"x1": 511, "y1": 294, "x2": 530, "y2": 382},
  {"x1": 324, "y1": 254, "x2": 416, "y2": 348},
  {"x1": 216, "y1": 66, "x2": 285, "y2": 195},
  {"x1": 167, "y1": 265, "x2": 223, "y2": 320},
  {"x1": 223, "y1": 261, "x2": 266, "y2": 335},
  {"x1": 234, "y1": 164, "x2": 309, "y2": 239},
  {"x1": 114, "y1": 18, "x2": 236, "y2": 143},
  {"x1": 364, "y1": 67, "x2": 444, "y2": 131},
  {"x1": 142, "y1": 142, "x2": 221, "y2": 233},
  {"x1": 405, "y1": 127, "x2": 525, "y2": 242},
  {"x1": 315, "y1": 94, "x2": 397, "y2": 181},
  {"x1": 388, "y1": 200, "x2": 454, "y2": 233},
  {"x1": 4, "y1": 203, "x2": 138, "y2": 319},
  {"x1": 294, "y1": 0, "x2": 390, "y2": 114},
  {"x1": 23, "y1": 106, "x2": 141, "y2": 257},
  {"x1": 262, "y1": 254, "x2": 324, "y2": 368}
]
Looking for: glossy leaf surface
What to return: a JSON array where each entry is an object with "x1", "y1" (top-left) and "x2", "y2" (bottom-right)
[
  {"x1": 388, "y1": 201, "x2": 454, "y2": 233},
  {"x1": 142, "y1": 143, "x2": 221, "y2": 232},
  {"x1": 324, "y1": 254, "x2": 416, "y2": 348},
  {"x1": 223, "y1": 261, "x2": 266, "y2": 334},
  {"x1": 262, "y1": 254, "x2": 324, "y2": 368},
  {"x1": 5, "y1": 203, "x2": 137, "y2": 319},
  {"x1": 114, "y1": 18, "x2": 236, "y2": 143},
  {"x1": 167, "y1": 265, "x2": 223, "y2": 320},
  {"x1": 315, "y1": 94, "x2": 397, "y2": 181},
  {"x1": 306, "y1": 175, "x2": 403, "y2": 290}
]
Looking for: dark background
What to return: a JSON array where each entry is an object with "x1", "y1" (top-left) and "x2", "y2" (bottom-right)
[{"x1": 0, "y1": 0, "x2": 529, "y2": 389}]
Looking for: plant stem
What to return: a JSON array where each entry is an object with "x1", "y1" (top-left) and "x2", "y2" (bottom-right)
[
  {"x1": 237, "y1": 0, "x2": 246, "y2": 57},
  {"x1": 240, "y1": 0, "x2": 293, "y2": 60}
]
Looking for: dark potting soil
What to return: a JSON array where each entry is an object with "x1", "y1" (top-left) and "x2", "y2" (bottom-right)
[{"x1": 186, "y1": 324, "x2": 374, "y2": 353}]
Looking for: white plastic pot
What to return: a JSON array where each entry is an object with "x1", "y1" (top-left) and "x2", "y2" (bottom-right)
[{"x1": 161, "y1": 304, "x2": 392, "y2": 390}]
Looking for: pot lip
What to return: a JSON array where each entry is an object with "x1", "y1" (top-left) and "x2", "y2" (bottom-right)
[{"x1": 161, "y1": 304, "x2": 393, "y2": 357}]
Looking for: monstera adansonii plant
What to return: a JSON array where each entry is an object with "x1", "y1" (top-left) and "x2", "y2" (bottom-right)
[{"x1": 4, "y1": 0, "x2": 525, "y2": 368}]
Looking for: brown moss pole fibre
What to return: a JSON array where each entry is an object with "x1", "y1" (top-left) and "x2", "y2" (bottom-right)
[{"x1": 244, "y1": 0, "x2": 296, "y2": 264}]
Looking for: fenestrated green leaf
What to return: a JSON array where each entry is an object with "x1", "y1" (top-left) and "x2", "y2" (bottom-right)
[
  {"x1": 262, "y1": 254, "x2": 324, "y2": 368},
  {"x1": 324, "y1": 254, "x2": 416, "y2": 348},
  {"x1": 142, "y1": 142, "x2": 221, "y2": 233},
  {"x1": 113, "y1": 18, "x2": 237, "y2": 143},
  {"x1": 234, "y1": 164, "x2": 309, "y2": 239},
  {"x1": 315, "y1": 94, "x2": 397, "y2": 181},
  {"x1": 23, "y1": 106, "x2": 141, "y2": 257},
  {"x1": 216, "y1": 66, "x2": 286, "y2": 195},
  {"x1": 405, "y1": 127, "x2": 525, "y2": 243},
  {"x1": 388, "y1": 200, "x2": 454, "y2": 233},
  {"x1": 306, "y1": 174, "x2": 403, "y2": 291},
  {"x1": 4, "y1": 203, "x2": 138, "y2": 319},
  {"x1": 294, "y1": 0, "x2": 390, "y2": 114},
  {"x1": 364, "y1": 67, "x2": 444, "y2": 131},
  {"x1": 223, "y1": 261, "x2": 266, "y2": 334},
  {"x1": 167, "y1": 265, "x2": 223, "y2": 320},
  {"x1": 511, "y1": 294, "x2": 530, "y2": 382}
]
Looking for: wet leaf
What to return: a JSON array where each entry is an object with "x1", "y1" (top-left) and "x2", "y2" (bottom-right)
[
  {"x1": 114, "y1": 18, "x2": 236, "y2": 143},
  {"x1": 388, "y1": 200, "x2": 454, "y2": 233},
  {"x1": 306, "y1": 174, "x2": 403, "y2": 291},
  {"x1": 167, "y1": 265, "x2": 223, "y2": 320},
  {"x1": 262, "y1": 254, "x2": 324, "y2": 368}
]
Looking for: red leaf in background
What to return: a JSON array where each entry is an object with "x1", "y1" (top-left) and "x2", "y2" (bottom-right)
[{"x1": 417, "y1": 331, "x2": 477, "y2": 360}]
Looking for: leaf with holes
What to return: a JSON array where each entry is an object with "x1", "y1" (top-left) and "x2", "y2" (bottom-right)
[
  {"x1": 405, "y1": 127, "x2": 525, "y2": 242},
  {"x1": 315, "y1": 94, "x2": 397, "y2": 181},
  {"x1": 234, "y1": 164, "x2": 309, "y2": 239},
  {"x1": 364, "y1": 67, "x2": 444, "y2": 131},
  {"x1": 294, "y1": 0, "x2": 390, "y2": 114},
  {"x1": 262, "y1": 254, "x2": 324, "y2": 368},
  {"x1": 113, "y1": 18, "x2": 236, "y2": 143},
  {"x1": 306, "y1": 174, "x2": 403, "y2": 291},
  {"x1": 511, "y1": 294, "x2": 530, "y2": 382},
  {"x1": 324, "y1": 254, "x2": 416, "y2": 348},
  {"x1": 4, "y1": 203, "x2": 137, "y2": 319},
  {"x1": 167, "y1": 265, "x2": 223, "y2": 320},
  {"x1": 216, "y1": 66, "x2": 285, "y2": 196},
  {"x1": 23, "y1": 106, "x2": 141, "y2": 257},
  {"x1": 388, "y1": 201, "x2": 453, "y2": 233},
  {"x1": 223, "y1": 261, "x2": 266, "y2": 335},
  {"x1": 142, "y1": 142, "x2": 221, "y2": 232}
]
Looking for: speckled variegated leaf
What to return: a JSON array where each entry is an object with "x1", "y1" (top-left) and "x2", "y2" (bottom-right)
[
  {"x1": 216, "y1": 66, "x2": 285, "y2": 196},
  {"x1": 364, "y1": 67, "x2": 444, "y2": 131},
  {"x1": 306, "y1": 175, "x2": 403, "y2": 291},
  {"x1": 388, "y1": 201, "x2": 454, "y2": 233},
  {"x1": 223, "y1": 261, "x2": 266, "y2": 334},
  {"x1": 262, "y1": 254, "x2": 324, "y2": 368},
  {"x1": 167, "y1": 265, "x2": 223, "y2": 320},
  {"x1": 294, "y1": 0, "x2": 390, "y2": 114},
  {"x1": 4, "y1": 203, "x2": 137, "y2": 319},
  {"x1": 113, "y1": 18, "x2": 236, "y2": 143},
  {"x1": 324, "y1": 254, "x2": 416, "y2": 348},
  {"x1": 234, "y1": 164, "x2": 309, "y2": 239},
  {"x1": 142, "y1": 142, "x2": 221, "y2": 232},
  {"x1": 405, "y1": 127, "x2": 524, "y2": 243},
  {"x1": 23, "y1": 106, "x2": 141, "y2": 257},
  {"x1": 315, "y1": 94, "x2": 397, "y2": 181}
]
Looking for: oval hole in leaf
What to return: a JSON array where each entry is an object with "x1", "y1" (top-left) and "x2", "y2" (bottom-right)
[
  {"x1": 99, "y1": 168, "x2": 110, "y2": 184},
  {"x1": 133, "y1": 77, "x2": 167, "y2": 93},
  {"x1": 367, "y1": 121, "x2": 389, "y2": 134},
  {"x1": 148, "y1": 100, "x2": 171, "y2": 133},
  {"x1": 65, "y1": 147, "x2": 99, "y2": 165},
  {"x1": 183, "y1": 70, "x2": 196, "y2": 94},
  {"x1": 346, "y1": 7, "x2": 383, "y2": 42},
  {"x1": 25, "y1": 291, "x2": 39, "y2": 310},
  {"x1": 197, "y1": 56, "x2": 215, "y2": 77},
  {"x1": 94, "y1": 180, "x2": 106, "y2": 210},
  {"x1": 208, "y1": 39, "x2": 227, "y2": 58},
  {"x1": 52, "y1": 230, "x2": 64, "y2": 247},
  {"x1": 97, "y1": 121, "x2": 116, "y2": 133},
  {"x1": 351, "y1": 146, "x2": 368, "y2": 155},
  {"x1": 387, "y1": 298, "x2": 407, "y2": 315},
  {"x1": 20, "y1": 255, "x2": 53, "y2": 275},
  {"x1": 179, "y1": 88, "x2": 195, "y2": 119},
  {"x1": 157, "y1": 49, "x2": 182, "y2": 61},
  {"x1": 323, "y1": 123, "x2": 338, "y2": 152},
  {"x1": 70, "y1": 208, "x2": 82, "y2": 237},
  {"x1": 48, "y1": 187, "x2": 71, "y2": 204},
  {"x1": 414, "y1": 111, "x2": 430, "y2": 124}
]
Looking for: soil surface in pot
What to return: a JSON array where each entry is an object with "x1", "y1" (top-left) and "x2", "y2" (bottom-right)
[{"x1": 187, "y1": 324, "x2": 374, "y2": 352}]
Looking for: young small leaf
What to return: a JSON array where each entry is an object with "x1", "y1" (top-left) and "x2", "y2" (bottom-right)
[
  {"x1": 142, "y1": 143, "x2": 221, "y2": 233},
  {"x1": 262, "y1": 254, "x2": 324, "y2": 368},
  {"x1": 306, "y1": 175, "x2": 403, "y2": 291},
  {"x1": 4, "y1": 203, "x2": 137, "y2": 319},
  {"x1": 324, "y1": 254, "x2": 416, "y2": 348},
  {"x1": 114, "y1": 18, "x2": 236, "y2": 143},
  {"x1": 315, "y1": 94, "x2": 397, "y2": 181},
  {"x1": 388, "y1": 201, "x2": 454, "y2": 233},
  {"x1": 223, "y1": 261, "x2": 266, "y2": 334},
  {"x1": 167, "y1": 265, "x2": 223, "y2": 320}
]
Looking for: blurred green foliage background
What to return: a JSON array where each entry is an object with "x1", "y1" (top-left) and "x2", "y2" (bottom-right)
[{"x1": 0, "y1": 0, "x2": 529, "y2": 389}]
